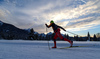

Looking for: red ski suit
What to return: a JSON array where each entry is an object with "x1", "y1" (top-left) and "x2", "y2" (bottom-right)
[{"x1": 45, "y1": 23, "x2": 72, "y2": 48}]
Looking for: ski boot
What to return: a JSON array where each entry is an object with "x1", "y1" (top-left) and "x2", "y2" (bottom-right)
[
  {"x1": 52, "y1": 46, "x2": 57, "y2": 48},
  {"x1": 52, "y1": 40, "x2": 57, "y2": 48}
]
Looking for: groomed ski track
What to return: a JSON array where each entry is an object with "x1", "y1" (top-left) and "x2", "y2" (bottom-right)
[{"x1": 0, "y1": 40, "x2": 100, "y2": 59}]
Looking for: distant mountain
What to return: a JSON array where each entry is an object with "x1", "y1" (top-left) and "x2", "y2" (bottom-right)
[
  {"x1": 1, "y1": 21, "x2": 96, "y2": 41},
  {"x1": 0, "y1": 21, "x2": 29, "y2": 39},
  {"x1": 0, "y1": 21, "x2": 3, "y2": 26},
  {"x1": 0, "y1": 20, "x2": 53, "y2": 40}
]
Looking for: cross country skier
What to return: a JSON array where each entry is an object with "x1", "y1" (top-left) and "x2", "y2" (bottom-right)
[{"x1": 45, "y1": 20, "x2": 73, "y2": 48}]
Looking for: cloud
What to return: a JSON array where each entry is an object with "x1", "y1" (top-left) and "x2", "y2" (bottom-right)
[
  {"x1": 0, "y1": 10, "x2": 5, "y2": 19},
  {"x1": 53, "y1": 0, "x2": 100, "y2": 31},
  {"x1": 0, "y1": 0, "x2": 100, "y2": 33},
  {"x1": 80, "y1": 0, "x2": 87, "y2": 4},
  {"x1": 65, "y1": 16, "x2": 100, "y2": 31}
]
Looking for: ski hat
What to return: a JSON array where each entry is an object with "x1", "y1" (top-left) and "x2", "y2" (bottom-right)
[{"x1": 50, "y1": 20, "x2": 54, "y2": 23}]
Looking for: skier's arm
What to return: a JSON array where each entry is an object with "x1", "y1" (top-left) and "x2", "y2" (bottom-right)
[
  {"x1": 45, "y1": 23, "x2": 52, "y2": 28},
  {"x1": 57, "y1": 25, "x2": 66, "y2": 31}
]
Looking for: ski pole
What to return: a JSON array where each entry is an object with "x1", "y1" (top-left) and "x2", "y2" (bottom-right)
[
  {"x1": 46, "y1": 26, "x2": 50, "y2": 50},
  {"x1": 66, "y1": 31, "x2": 81, "y2": 37},
  {"x1": 48, "y1": 40, "x2": 50, "y2": 50}
]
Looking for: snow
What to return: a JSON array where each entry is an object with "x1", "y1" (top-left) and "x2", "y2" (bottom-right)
[{"x1": 0, "y1": 40, "x2": 100, "y2": 59}]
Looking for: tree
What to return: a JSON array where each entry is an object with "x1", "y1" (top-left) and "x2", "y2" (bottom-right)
[
  {"x1": 87, "y1": 32, "x2": 90, "y2": 41},
  {"x1": 66, "y1": 34, "x2": 69, "y2": 39},
  {"x1": 93, "y1": 34, "x2": 97, "y2": 41},
  {"x1": 28, "y1": 28, "x2": 35, "y2": 40},
  {"x1": 96, "y1": 33, "x2": 100, "y2": 38},
  {"x1": 74, "y1": 35, "x2": 78, "y2": 41},
  {"x1": 96, "y1": 33, "x2": 100, "y2": 41}
]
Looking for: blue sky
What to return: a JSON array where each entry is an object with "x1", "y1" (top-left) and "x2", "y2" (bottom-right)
[{"x1": 0, "y1": 0, "x2": 100, "y2": 36}]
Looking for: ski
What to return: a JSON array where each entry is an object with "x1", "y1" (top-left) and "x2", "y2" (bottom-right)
[{"x1": 57, "y1": 45, "x2": 95, "y2": 49}]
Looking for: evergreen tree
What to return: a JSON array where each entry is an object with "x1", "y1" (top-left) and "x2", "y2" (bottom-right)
[
  {"x1": 74, "y1": 35, "x2": 78, "y2": 41},
  {"x1": 96, "y1": 33, "x2": 100, "y2": 38},
  {"x1": 28, "y1": 28, "x2": 35, "y2": 40},
  {"x1": 87, "y1": 32, "x2": 90, "y2": 41},
  {"x1": 93, "y1": 34, "x2": 97, "y2": 41},
  {"x1": 66, "y1": 34, "x2": 69, "y2": 39}
]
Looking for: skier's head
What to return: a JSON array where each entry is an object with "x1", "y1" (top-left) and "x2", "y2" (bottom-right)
[{"x1": 50, "y1": 20, "x2": 54, "y2": 23}]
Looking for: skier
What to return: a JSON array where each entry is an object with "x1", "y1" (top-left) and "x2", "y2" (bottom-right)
[{"x1": 45, "y1": 20, "x2": 73, "y2": 48}]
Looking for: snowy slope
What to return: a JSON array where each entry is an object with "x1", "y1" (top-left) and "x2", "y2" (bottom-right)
[
  {"x1": 0, "y1": 21, "x2": 3, "y2": 26},
  {"x1": 0, "y1": 40, "x2": 100, "y2": 59}
]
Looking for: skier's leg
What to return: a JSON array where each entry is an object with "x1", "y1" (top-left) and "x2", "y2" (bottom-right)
[
  {"x1": 58, "y1": 29, "x2": 73, "y2": 46},
  {"x1": 60, "y1": 35, "x2": 73, "y2": 46},
  {"x1": 63, "y1": 38, "x2": 73, "y2": 47},
  {"x1": 52, "y1": 33, "x2": 58, "y2": 48},
  {"x1": 52, "y1": 39, "x2": 57, "y2": 48}
]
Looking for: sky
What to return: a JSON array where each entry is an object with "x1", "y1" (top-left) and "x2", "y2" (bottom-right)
[{"x1": 0, "y1": 0, "x2": 100, "y2": 36}]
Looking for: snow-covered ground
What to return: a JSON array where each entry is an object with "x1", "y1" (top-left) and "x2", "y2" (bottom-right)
[{"x1": 0, "y1": 40, "x2": 100, "y2": 59}]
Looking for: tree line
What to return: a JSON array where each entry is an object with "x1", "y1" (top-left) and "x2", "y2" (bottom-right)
[
  {"x1": 28, "y1": 29, "x2": 100, "y2": 41},
  {"x1": 0, "y1": 28, "x2": 100, "y2": 41}
]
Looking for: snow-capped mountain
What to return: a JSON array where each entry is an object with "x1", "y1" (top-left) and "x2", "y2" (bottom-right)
[
  {"x1": 0, "y1": 20, "x2": 29, "y2": 39},
  {"x1": 0, "y1": 21, "x2": 3, "y2": 26},
  {"x1": 0, "y1": 20, "x2": 50, "y2": 40},
  {"x1": 47, "y1": 32, "x2": 53, "y2": 35}
]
